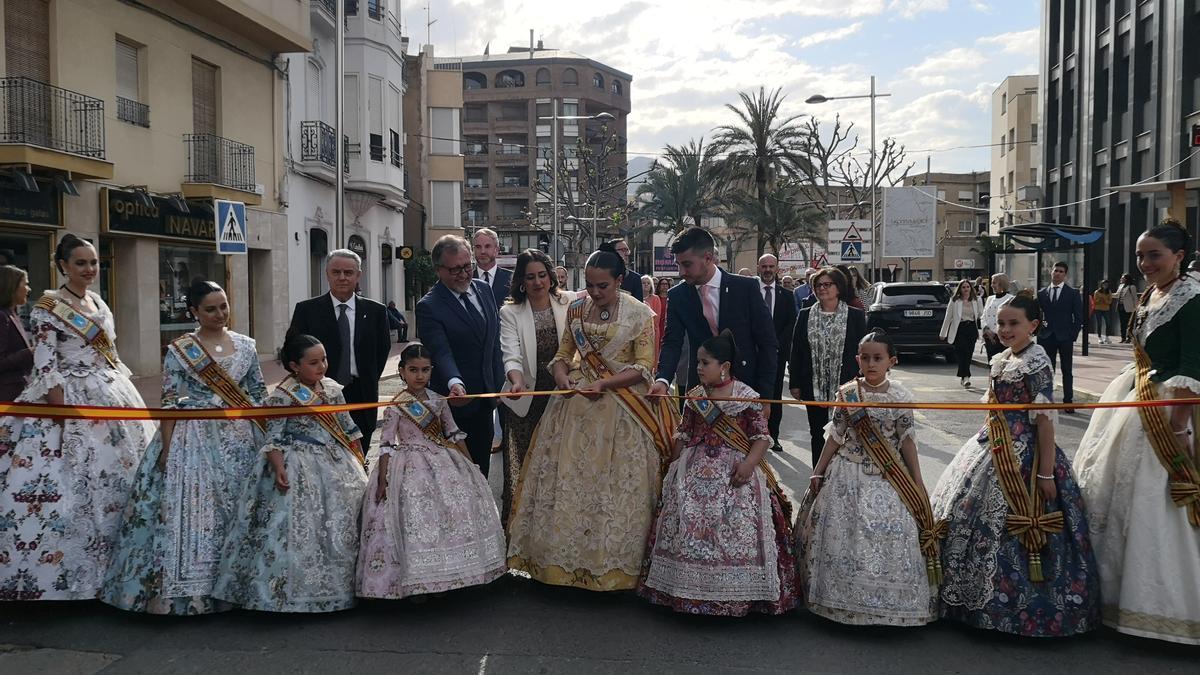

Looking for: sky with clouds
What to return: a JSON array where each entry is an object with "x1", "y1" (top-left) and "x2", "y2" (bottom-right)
[{"x1": 415, "y1": 0, "x2": 1040, "y2": 174}]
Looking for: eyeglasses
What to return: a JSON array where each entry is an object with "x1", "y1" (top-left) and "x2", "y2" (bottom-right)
[
  {"x1": 438, "y1": 263, "x2": 474, "y2": 276},
  {"x1": 814, "y1": 281, "x2": 837, "y2": 290}
]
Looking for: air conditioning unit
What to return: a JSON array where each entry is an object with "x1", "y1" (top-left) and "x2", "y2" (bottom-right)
[{"x1": 1016, "y1": 185, "x2": 1042, "y2": 202}]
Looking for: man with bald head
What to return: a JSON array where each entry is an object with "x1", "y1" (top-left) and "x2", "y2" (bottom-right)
[
  {"x1": 981, "y1": 272, "x2": 1014, "y2": 360},
  {"x1": 758, "y1": 253, "x2": 797, "y2": 452}
]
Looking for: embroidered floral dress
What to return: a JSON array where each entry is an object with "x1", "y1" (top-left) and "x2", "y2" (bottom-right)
[
  {"x1": 795, "y1": 379, "x2": 935, "y2": 626},
  {"x1": 357, "y1": 390, "x2": 506, "y2": 599},
  {"x1": 637, "y1": 380, "x2": 798, "y2": 616},
  {"x1": 1074, "y1": 274, "x2": 1200, "y2": 644},
  {"x1": 0, "y1": 290, "x2": 153, "y2": 601},
  {"x1": 102, "y1": 332, "x2": 266, "y2": 614},
  {"x1": 931, "y1": 344, "x2": 1100, "y2": 636},
  {"x1": 212, "y1": 377, "x2": 367, "y2": 613},
  {"x1": 507, "y1": 293, "x2": 663, "y2": 591}
]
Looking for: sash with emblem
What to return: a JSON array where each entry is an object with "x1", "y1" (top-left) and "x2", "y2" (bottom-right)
[
  {"x1": 567, "y1": 300, "x2": 677, "y2": 465},
  {"x1": 685, "y1": 385, "x2": 793, "y2": 524},
  {"x1": 170, "y1": 334, "x2": 266, "y2": 432},
  {"x1": 840, "y1": 380, "x2": 945, "y2": 584},
  {"x1": 278, "y1": 377, "x2": 365, "y2": 467},
  {"x1": 1132, "y1": 339, "x2": 1200, "y2": 527},
  {"x1": 985, "y1": 388, "x2": 1063, "y2": 582},
  {"x1": 391, "y1": 389, "x2": 462, "y2": 453},
  {"x1": 36, "y1": 294, "x2": 118, "y2": 368}
]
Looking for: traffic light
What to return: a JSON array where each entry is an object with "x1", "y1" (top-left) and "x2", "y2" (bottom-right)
[{"x1": 1193, "y1": 124, "x2": 1200, "y2": 148}]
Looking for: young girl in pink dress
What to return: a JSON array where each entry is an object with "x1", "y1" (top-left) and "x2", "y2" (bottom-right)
[{"x1": 356, "y1": 344, "x2": 506, "y2": 599}]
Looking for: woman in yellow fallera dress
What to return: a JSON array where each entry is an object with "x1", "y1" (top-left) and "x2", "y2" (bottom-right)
[{"x1": 506, "y1": 244, "x2": 676, "y2": 591}]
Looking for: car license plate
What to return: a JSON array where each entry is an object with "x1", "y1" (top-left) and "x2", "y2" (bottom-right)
[{"x1": 904, "y1": 309, "x2": 933, "y2": 317}]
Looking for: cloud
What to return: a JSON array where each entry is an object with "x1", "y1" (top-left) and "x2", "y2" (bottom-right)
[
  {"x1": 795, "y1": 23, "x2": 864, "y2": 48},
  {"x1": 900, "y1": 47, "x2": 986, "y2": 87},
  {"x1": 976, "y1": 28, "x2": 1039, "y2": 56}
]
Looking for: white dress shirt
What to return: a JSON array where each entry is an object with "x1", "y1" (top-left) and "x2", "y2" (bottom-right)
[
  {"x1": 758, "y1": 278, "x2": 776, "y2": 317},
  {"x1": 656, "y1": 267, "x2": 723, "y2": 388},
  {"x1": 330, "y1": 292, "x2": 358, "y2": 378},
  {"x1": 476, "y1": 263, "x2": 498, "y2": 288}
]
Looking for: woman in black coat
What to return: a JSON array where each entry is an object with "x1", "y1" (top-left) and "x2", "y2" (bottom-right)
[{"x1": 789, "y1": 267, "x2": 868, "y2": 466}]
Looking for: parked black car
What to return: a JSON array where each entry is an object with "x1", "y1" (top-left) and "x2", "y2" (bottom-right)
[{"x1": 865, "y1": 282, "x2": 953, "y2": 358}]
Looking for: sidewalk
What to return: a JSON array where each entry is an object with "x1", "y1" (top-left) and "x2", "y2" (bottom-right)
[
  {"x1": 972, "y1": 337, "x2": 1129, "y2": 403},
  {"x1": 132, "y1": 342, "x2": 410, "y2": 407}
]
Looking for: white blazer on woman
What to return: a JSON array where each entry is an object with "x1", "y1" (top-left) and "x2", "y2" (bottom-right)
[
  {"x1": 499, "y1": 291, "x2": 573, "y2": 392},
  {"x1": 939, "y1": 297, "x2": 983, "y2": 343}
]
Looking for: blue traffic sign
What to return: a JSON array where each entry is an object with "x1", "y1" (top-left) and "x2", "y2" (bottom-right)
[
  {"x1": 215, "y1": 199, "x2": 247, "y2": 255},
  {"x1": 841, "y1": 240, "x2": 862, "y2": 261}
]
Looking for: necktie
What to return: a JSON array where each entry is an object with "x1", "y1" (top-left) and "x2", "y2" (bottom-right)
[
  {"x1": 460, "y1": 291, "x2": 485, "y2": 331},
  {"x1": 1052, "y1": 286, "x2": 1059, "y2": 303},
  {"x1": 699, "y1": 284, "x2": 719, "y2": 336},
  {"x1": 483, "y1": 270, "x2": 491, "y2": 285},
  {"x1": 764, "y1": 285, "x2": 774, "y2": 316},
  {"x1": 336, "y1": 303, "x2": 352, "y2": 385}
]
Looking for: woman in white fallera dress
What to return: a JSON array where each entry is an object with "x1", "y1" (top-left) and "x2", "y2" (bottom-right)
[
  {"x1": 1075, "y1": 223, "x2": 1200, "y2": 645},
  {"x1": 0, "y1": 235, "x2": 153, "y2": 601}
]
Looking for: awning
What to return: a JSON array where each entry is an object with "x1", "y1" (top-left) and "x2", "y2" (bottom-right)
[{"x1": 998, "y1": 222, "x2": 1106, "y2": 250}]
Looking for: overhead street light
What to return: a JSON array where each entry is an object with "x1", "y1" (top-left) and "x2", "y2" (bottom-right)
[
  {"x1": 806, "y1": 77, "x2": 891, "y2": 282},
  {"x1": 536, "y1": 106, "x2": 616, "y2": 264}
]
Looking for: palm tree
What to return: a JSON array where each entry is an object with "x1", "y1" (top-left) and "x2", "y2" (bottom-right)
[
  {"x1": 727, "y1": 180, "x2": 826, "y2": 262},
  {"x1": 635, "y1": 138, "x2": 724, "y2": 231},
  {"x1": 713, "y1": 87, "x2": 810, "y2": 256}
]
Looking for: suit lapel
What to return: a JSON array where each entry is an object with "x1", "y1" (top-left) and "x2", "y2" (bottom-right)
[
  {"x1": 716, "y1": 268, "x2": 730, "y2": 330},
  {"x1": 437, "y1": 282, "x2": 474, "y2": 332}
]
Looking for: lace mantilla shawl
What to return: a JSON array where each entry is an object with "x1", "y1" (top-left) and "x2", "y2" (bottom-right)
[
  {"x1": 1136, "y1": 273, "x2": 1200, "y2": 344},
  {"x1": 988, "y1": 343, "x2": 1052, "y2": 384}
]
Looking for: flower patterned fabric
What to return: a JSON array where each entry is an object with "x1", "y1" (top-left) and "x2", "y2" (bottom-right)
[
  {"x1": 212, "y1": 377, "x2": 366, "y2": 613},
  {"x1": 500, "y1": 305, "x2": 559, "y2": 528},
  {"x1": 0, "y1": 290, "x2": 153, "y2": 601},
  {"x1": 637, "y1": 380, "x2": 798, "y2": 616},
  {"x1": 931, "y1": 344, "x2": 1101, "y2": 637},
  {"x1": 357, "y1": 391, "x2": 506, "y2": 599},
  {"x1": 506, "y1": 293, "x2": 662, "y2": 591},
  {"x1": 1074, "y1": 275, "x2": 1200, "y2": 645},
  {"x1": 102, "y1": 332, "x2": 266, "y2": 614},
  {"x1": 795, "y1": 379, "x2": 935, "y2": 626},
  {"x1": 808, "y1": 302, "x2": 849, "y2": 402}
]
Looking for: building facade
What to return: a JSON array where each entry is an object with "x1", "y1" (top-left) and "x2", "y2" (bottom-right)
[
  {"x1": 456, "y1": 43, "x2": 632, "y2": 264},
  {"x1": 899, "y1": 172, "x2": 991, "y2": 282},
  {"x1": 283, "y1": 0, "x2": 409, "y2": 313},
  {"x1": 402, "y1": 45, "x2": 464, "y2": 304},
  {"x1": 1040, "y1": 0, "x2": 1200, "y2": 286},
  {"x1": 0, "y1": 0, "x2": 304, "y2": 375},
  {"x1": 990, "y1": 75, "x2": 1042, "y2": 233}
]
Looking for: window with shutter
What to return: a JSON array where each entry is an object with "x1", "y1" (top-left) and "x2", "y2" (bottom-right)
[
  {"x1": 306, "y1": 60, "x2": 322, "y2": 122},
  {"x1": 115, "y1": 40, "x2": 139, "y2": 101},
  {"x1": 5, "y1": 0, "x2": 50, "y2": 80},
  {"x1": 191, "y1": 59, "x2": 218, "y2": 135}
]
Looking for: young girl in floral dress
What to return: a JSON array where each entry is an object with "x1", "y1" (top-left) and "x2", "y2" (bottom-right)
[
  {"x1": 357, "y1": 344, "x2": 506, "y2": 599},
  {"x1": 213, "y1": 333, "x2": 367, "y2": 613},
  {"x1": 797, "y1": 330, "x2": 938, "y2": 626},
  {"x1": 931, "y1": 292, "x2": 1100, "y2": 636},
  {"x1": 638, "y1": 330, "x2": 798, "y2": 616}
]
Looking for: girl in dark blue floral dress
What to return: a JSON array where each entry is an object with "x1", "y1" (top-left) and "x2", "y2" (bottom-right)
[{"x1": 930, "y1": 292, "x2": 1100, "y2": 637}]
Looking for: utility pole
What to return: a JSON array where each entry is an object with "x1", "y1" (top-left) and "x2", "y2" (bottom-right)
[{"x1": 334, "y1": 0, "x2": 345, "y2": 248}]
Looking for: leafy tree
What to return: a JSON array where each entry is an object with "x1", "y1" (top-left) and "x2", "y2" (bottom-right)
[
  {"x1": 635, "y1": 138, "x2": 724, "y2": 232},
  {"x1": 726, "y1": 179, "x2": 827, "y2": 262}
]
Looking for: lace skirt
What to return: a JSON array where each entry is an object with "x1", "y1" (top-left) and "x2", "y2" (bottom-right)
[
  {"x1": 931, "y1": 434, "x2": 1101, "y2": 636},
  {"x1": 796, "y1": 451, "x2": 935, "y2": 626},
  {"x1": 1074, "y1": 367, "x2": 1200, "y2": 645}
]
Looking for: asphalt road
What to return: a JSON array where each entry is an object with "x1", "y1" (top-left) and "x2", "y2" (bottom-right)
[{"x1": 2, "y1": 356, "x2": 1196, "y2": 673}]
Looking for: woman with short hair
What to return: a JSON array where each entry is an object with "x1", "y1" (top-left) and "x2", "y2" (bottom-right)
[{"x1": 0, "y1": 265, "x2": 33, "y2": 402}]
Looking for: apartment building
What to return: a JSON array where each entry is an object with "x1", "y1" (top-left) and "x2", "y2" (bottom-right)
[
  {"x1": 1040, "y1": 0, "x2": 1200, "y2": 284},
  {"x1": 402, "y1": 45, "x2": 464, "y2": 303},
  {"x1": 282, "y1": 0, "x2": 409, "y2": 310},
  {"x1": 990, "y1": 75, "x2": 1041, "y2": 233},
  {"x1": 900, "y1": 172, "x2": 991, "y2": 281},
  {"x1": 456, "y1": 42, "x2": 631, "y2": 261},
  {"x1": 0, "y1": 0, "x2": 304, "y2": 375}
]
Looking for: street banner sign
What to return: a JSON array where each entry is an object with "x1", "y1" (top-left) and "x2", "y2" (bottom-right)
[
  {"x1": 882, "y1": 187, "x2": 936, "y2": 258},
  {"x1": 827, "y1": 219, "x2": 872, "y2": 264},
  {"x1": 215, "y1": 199, "x2": 247, "y2": 255}
]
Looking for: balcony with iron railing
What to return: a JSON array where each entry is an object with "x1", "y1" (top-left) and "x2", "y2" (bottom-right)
[
  {"x1": 0, "y1": 76, "x2": 112, "y2": 178},
  {"x1": 182, "y1": 132, "x2": 260, "y2": 204},
  {"x1": 494, "y1": 147, "x2": 528, "y2": 165},
  {"x1": 299, "y1": 120, "x2": 351, "y2": 180},
  {"x1": 117, "y1": 96, "x2": 150, "y2": 128}
]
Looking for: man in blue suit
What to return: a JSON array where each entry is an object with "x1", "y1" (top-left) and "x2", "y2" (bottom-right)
[
  {"x1": 649, "y1": 227, "x2": 778, "y2": 405},
  {"x1": 472, "y1": 228, "x2": 513, "y2": 308},
  {"x1": 416, "y1": 235, "x2": 504, "y2": 474},
  {"x1": 1037, "y1": 260, "x2": 1084, "y2": 412}
]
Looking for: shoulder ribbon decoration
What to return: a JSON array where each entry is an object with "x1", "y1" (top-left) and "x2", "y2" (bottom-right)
[
  {"x1": 36, "y1": 295, "x2": 118, "y2": 369},
  {"x1": 171, "y1": 335, "x2": 265, "y2": 432},
  {"x1": 279, "y1": 378, "x2": 365, "y2": 467}
]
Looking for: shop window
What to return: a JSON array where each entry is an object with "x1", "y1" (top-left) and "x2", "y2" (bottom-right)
[{"x1": 159, "y1": 244, "x2": 227, "y2": 352}]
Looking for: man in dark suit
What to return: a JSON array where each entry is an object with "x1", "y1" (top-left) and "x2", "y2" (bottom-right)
[
  {"x1": 472, "y1": 228, "x2": 513, "y2": 308},
  {"x1": 649, "y1": 227, "x2": 778, "y2": 407},
  {"x1": 1038, "y1": 260, "x2": 1085, "y2": 411},
  {"x1": 610, "y1": 238, "x2": 644, "y2": 301},
  {"x1": 416, "y1": 234, "x2": 504, "y2": 475},
  {"x1": 757, "y1": 254, "x2": 797, "y2": 452},
  {"x1": 289, "y1": 249, "x2": 392, "y2": 450}
]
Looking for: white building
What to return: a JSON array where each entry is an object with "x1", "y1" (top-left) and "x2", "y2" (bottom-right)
[{"x1": 283, "y1": 0, "x2": 409, "y2": 309}]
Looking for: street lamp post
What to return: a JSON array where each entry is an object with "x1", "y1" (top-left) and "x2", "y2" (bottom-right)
[
  {"x1": 536, "y1": 106, "x2": 614, "y2": 265},
  {"x1": 806, "y1": 76, "x2": 891, "y2": 282}
]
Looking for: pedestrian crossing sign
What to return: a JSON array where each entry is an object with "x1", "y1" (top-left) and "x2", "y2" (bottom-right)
[
  {"x1": 215, "y1": 199, "x2": 247, "y2": 255},
  {"x1": 841, "y1": 240, "x2": 862, "y2": 261}
]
